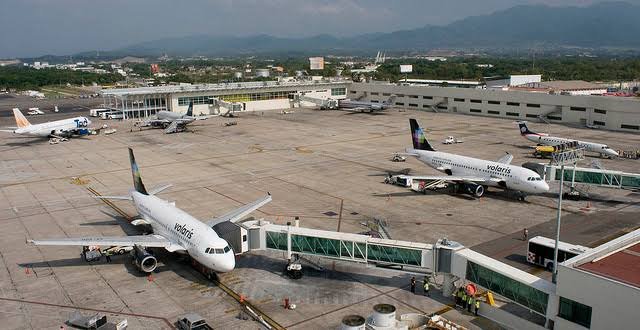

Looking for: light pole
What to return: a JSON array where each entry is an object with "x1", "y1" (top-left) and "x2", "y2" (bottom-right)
[{"x1": 551, "y1": 142, "x2": 584, "y2": 284}]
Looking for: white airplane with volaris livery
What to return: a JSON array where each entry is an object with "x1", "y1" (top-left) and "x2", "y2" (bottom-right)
[
  {"x1": 517, "y1": 121, "x2": 618, "y2": 158},
  {"x1": 28, "y1": 148, "x2": 272, "y2": 274},
  {"x1": 1, "y1": 108, "x2": 93, "y2": 139},
  {"x1": 398, "y1": 119, "x2": 549, "y2": 200}
]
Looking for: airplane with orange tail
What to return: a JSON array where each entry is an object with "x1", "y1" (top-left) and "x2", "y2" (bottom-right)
[{"x1": 1, "y1": 108, "x2": 95, "y2": 139}]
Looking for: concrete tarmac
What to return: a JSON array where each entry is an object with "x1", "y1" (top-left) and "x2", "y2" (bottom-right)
[{"x1": 0, "y1": 106, "x2": 638, "y2": 329}]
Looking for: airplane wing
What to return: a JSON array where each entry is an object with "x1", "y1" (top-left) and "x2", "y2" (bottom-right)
[
  {"x1": 495, "y1": 153, "x2": 514, "y2": 165},
  {"x1": 139, "y1": 118, "x2": 170, "y2": 127},
  {"x1": 205, "y1": 194, "x2": 272, "y2": 228},
  {"x1": 28, "y1": 234, "x2": 186, "y2": 252},
  {"x1": 396, "y1": 174, "x2": 487, "y2": 183}
]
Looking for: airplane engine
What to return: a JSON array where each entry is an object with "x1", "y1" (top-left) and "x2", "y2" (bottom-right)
[
  {"x1": 132, "y1": 246, "x2": 157, "y2": 273},
  {"x1": 459, "y1": 183, "x2": 484, "y2": 198}
]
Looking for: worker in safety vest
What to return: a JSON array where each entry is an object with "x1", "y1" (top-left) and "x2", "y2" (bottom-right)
[
  {"x1": 454, "y1": 288, "x2": 461, "y2": 306},
  {"x1": 467, "y1": 295, "x2": 474, "y2": 312},
  {"x1": 423, "y1": 276, "x2": 430, "y2": 297},
  {"x1": 461, "y1": 291, "x2": 467, "y2": 309},
  {"x1": 475, "y1": 298, "x2": 480, "y2": 316},
  {"x1": 410, "y1": 276, "x2": 416, "y2": 293}
]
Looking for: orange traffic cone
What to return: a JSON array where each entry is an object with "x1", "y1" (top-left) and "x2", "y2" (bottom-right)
[{"x1": 147, "y1": 274, "x2": 154, "y2": 282}]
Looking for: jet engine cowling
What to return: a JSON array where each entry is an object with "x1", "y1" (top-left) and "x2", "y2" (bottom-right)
[
  {"x1": 132, "y1": 246, "x2": 157, "y2": 273},
  {"x1": 459, "y1": 183, "x2": 485, "y2": 198}
]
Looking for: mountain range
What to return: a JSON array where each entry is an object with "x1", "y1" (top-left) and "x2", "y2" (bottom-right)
[{"x1": 101, "y1": 2, "x2": 640, "y2": 57}]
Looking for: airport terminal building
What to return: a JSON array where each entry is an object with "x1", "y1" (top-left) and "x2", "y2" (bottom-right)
[
  {"x1": 100, "y1": 79, "x2": 351, "y2": 119},
  {"x1": 349, "y1": 82, "x2": 640, "y2": 133}
]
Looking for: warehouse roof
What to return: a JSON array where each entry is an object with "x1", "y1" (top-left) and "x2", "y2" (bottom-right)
[
  {"x1": 518, "y1": 80, "x2": 605, "y2": 91},
  {"x1": 566, "y1": 229, "x2": 640, "y2": 288},
  {"x1": 100, "y1": 79, "x2": 351, "y2": 97}
]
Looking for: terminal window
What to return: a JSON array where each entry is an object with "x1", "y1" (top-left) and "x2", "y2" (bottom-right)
[
  {"x1": 423, "y1": 96, "x2": 433, "y2": 99},
  {"x1": 370, "y1": 92, "x2": 379, "y2": 95},
  {"x1": 395, "y1": 102, "x2": 405, "y2": 106},
  {"x1": 570, "y1": 106, "x2": 586, "y2": 112},
  {"x1": 470, "y1": 109, "x2": 482, "y2": 113},
  {"x1": 371, "y1": 100, "x2": 379, "y2": 103},
  {"x1": 488, "y1": 110, "x2": 500, "y2": 115},
  {"x1": 526, "y1": 114, "x2": 538, "y2": 118},
  {"x1": 594, "y1": 109, "x2": 607, "y2": 114},
  {"x1": 178, "y1": 91, "x2": 296, "y2": 105},
  {"x1": 621, "y1": 124, "x2": 639, "y2": 130},
  {"x1": 331, "y1": 88, "x2": 346, "y2": 96},
  {"x1": 383, "y1": 93, "x2": 391, "y2": 96},
  {"x1": 488, "y1": 100, "x2": 500, "y2": 105},
  {"x1": 526, "y1": 103, "x2": 541, "y2": 108},
  {"x1": 558, "y1": 297, "x2": 592, "y2": 328},
  {"x1": 593, "y1": 120, "x2": 605, "y2": 126},
  {"x1": 454, "y1": 98, "x2": 465, "y2": 102},
  {"x1": 507, "y1": 102, "x2": 520, "y2": 106},
  {"x1": 470, "y1": 99, "x2": 482, "y2": 103},
  {"x1": 506, "y1": 112, "x2": 519, "y2": 117},
  {"x1": 547, "y1": 115, "x2": 562, "y2": 121},
  {"x1": 409, "y1": 103, "x2": 418, "y2": 107},
  {"x1": 409, "y1": 95, "x2": 419, "y2": 98}
]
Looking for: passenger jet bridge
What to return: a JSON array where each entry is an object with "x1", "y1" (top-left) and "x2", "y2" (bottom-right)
[{"x1": 227, "y1": 219, "x2": 557, "y2": 327}]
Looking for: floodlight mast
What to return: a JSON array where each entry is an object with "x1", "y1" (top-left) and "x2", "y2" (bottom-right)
[{"x1": 550, "y1": 141, "x2": 584, "y2": 284}]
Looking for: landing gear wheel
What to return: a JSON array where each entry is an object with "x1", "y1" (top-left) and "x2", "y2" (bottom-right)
[{"x1": 518, "y1": 195, "x2": 526, "y2": 202}]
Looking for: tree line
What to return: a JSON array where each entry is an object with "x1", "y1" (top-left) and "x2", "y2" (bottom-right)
[{"x1": 0, "y1": 67, "x2": 122, "y2": 90}]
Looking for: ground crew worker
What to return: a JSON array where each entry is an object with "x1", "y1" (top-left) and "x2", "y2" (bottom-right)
[
  {"x1": 467, "y1": 295, "x2": 473, "y2": 312},
  {"x1": 410, "y1": 276, "x2": 416, "y2": 293},
  {"x1": 523, "y1": 228, "x2": 529, "y2": 241},
  {"x1": 461, "y1": 291, "x2": 467, "y2": 309},
  {"x1": 105, "y1": 251, "x2": 112, "y2": 263},
  {"x1": 454, "y1": 288, "x2": 461, "y2": 306},
  {"x1": 475, "y1": 297, "x2": 480, "y2": 316},
  {"x1": 423, "y1": 276, "x2": 430, "y2": 297}
]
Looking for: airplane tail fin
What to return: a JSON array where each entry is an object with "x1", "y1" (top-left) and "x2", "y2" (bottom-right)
[
  {"x1": 13, "y1": 108, "x2": 31, "y2": 128},
  {"x1": 517, "y1": 121, "x2": 536, "y2": 135},
  {"x1": 409, "y1": 119, "x2": 435, "y2": 151},
  {"x1": 186, "y1": 101, "x2": 193, "y2": 117},
  {"x1": 128, "y1": 148, "x2": 148, "y2": 195}
]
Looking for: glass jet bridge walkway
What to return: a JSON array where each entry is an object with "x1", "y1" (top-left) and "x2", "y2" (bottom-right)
[
  {"x1": 239, "y1": 220, "x2": 557, "y2": 319},
  {"x1": 544, "y1": 164, "x2": 640, "y2": 190}
]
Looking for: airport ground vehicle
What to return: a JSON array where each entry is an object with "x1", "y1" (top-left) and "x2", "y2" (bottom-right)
[
  {"x1": 89, "y1": 108, "x2": 110, "y2": 117},
  {"x1": 526, "y1": 236, "x2": 589, "y2": 270},
  {"x1": 108, "y1": 113, "x2": 124, "y2": 120},
  {"x1": 443, "y1": 136, "x2": 463, "y2": 144},
  {"x1": 100, "y1": 111, "x2": 120, "y2": 119},
  {"x1": 532, "y1": 146, "x2": 555, "y2": 158},
  {"x1": 176, "y1": 313, "x2": 213, "y2": 330}
]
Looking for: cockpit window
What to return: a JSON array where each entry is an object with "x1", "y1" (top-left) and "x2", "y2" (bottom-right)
[
  {"x1": 223, "y1": 246, "x2": 231, "y2": 253},
  {"x1": 215, "y1": 248, "x2": 224, "y2": 254},
  {"x1": 205, "y1": 248, "x2": 210, "y2": 253}
]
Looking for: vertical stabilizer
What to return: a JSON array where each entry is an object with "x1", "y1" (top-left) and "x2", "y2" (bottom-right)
[
  {"x1": 517, "y1": 121, "x2": 537, "y2": 135},
  {"x1": 13, "y1": 108, "x2": 31, "y2": 128},
  {"x1": 409, "y1": 119, "x2": 435, "y2": 151},
  {"x1": 185, "y1": 101, "x2": 193, "y2": 117},
  {"x1": 128, "y1": 148, "x2": 148, "y2": 195}
]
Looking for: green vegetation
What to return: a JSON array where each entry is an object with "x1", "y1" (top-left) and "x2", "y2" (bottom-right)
[
  {"x1": 0, "y1": 67, "x2": 122, "y2": 91},
  {"x1": 373, "y1": 57, "x2": 640, "y2": 82}
]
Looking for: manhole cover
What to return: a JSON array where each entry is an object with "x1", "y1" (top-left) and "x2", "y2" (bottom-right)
[
  {"x1": 350, "y1": 212, "x2": 359, "y2": 215},
  {"x1": 446, "y1": 213, "x2": 453, "y2": 216},
  {"x1": 323, "y1": 211, "x2": 338, "y2": 216}
]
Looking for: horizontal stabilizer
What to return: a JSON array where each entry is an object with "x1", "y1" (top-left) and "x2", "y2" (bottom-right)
[
  {"x1": 94, "y1": 195, "x2": 132, "y2": 201},
  {"x1": 148, "y1": 184, "x2": 172, "y2": 196}
]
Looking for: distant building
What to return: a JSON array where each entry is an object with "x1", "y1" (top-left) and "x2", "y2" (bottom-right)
[
  {"x1": 486, "y1": 75, "x2": 542, "y2": 90},
  {"x1": 309, "y1": 57, "x2": 325, "y2": 70},
  {"x1": 255, "y1": 69, "x2": 270, "y2": 78},
  {"x1": 150, "y1": 63, "x2": 160, "y2": 74},
  {"x1": 403, "y1": 79, "x2": 483, "y2": 89},
  {"x1": 512, "y1": 80, "x2": 607, "y2": 96}
]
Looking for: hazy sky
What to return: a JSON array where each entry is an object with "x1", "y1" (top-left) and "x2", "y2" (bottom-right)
[{"x1": 0, "y1": 0, "x2": 634, "y2": 58}]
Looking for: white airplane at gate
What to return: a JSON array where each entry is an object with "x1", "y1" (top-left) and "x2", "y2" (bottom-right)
[
  {"x1": 399, "y1": 119, "x2": 549, "y2": 200},
  {"x1": 28, "y1": 148, "x2": 272, "y2": 274},
  {"x1": 2, "y1": 108, "x2": 92, "y2": 138},
  {"x1": 517, "y1": 121, "x2": 618, "y2": 158}
]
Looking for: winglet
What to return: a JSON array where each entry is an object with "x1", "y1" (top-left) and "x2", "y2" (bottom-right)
[
  {"x1": 13, "y1": 108, "x2": 31, "y2": 128},
  {"x1": 128, "y1": 148, "x2": 148, "y2": 195}
]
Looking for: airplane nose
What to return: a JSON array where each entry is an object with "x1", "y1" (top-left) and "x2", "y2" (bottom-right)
[
  {"x1": 217, "y1": 255, "x2": 235, "y2": 273},
  {"x1": 541, "y1": 182, "x2": 550, "y2": 192},
  {"x1": 608, "y1": 149, "x2": 619, "y2": 157}
]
